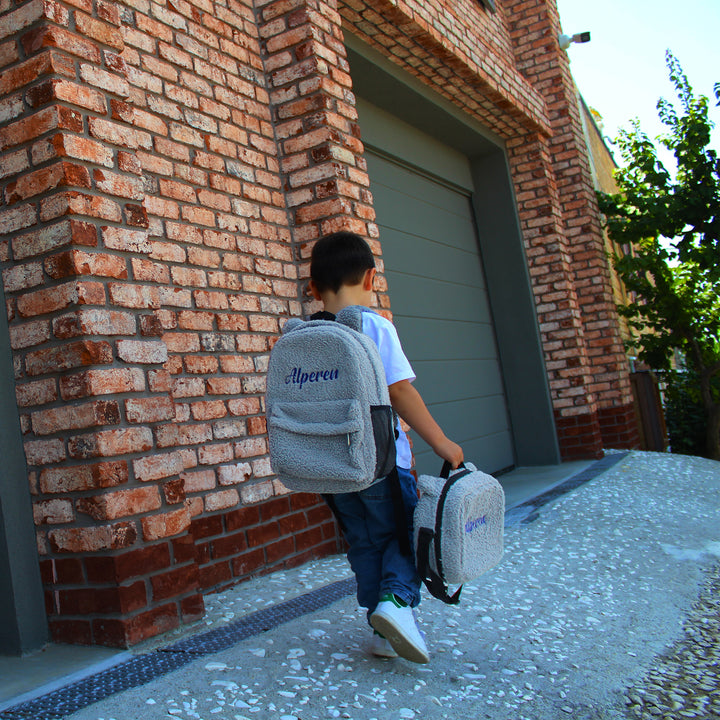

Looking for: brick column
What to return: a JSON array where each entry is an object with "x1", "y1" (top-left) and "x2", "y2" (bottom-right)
[
  {"x1": 506, "y1": 131, "x2": 603, "y2": 459},
  {"x1": 254, "y1": 0, "x2": 384, "y2": 305},
  {"x1": 506, "y1": 0, "x2": 638, "y2": 456},
  {"x1": 1, "y1": 0, "x2": 202, "y2": 646}
]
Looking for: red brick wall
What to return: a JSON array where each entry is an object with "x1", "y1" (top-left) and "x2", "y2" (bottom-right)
[
  {"x1": 1, "y1": 0, "x2": 348, "y2": 647},
  {"x1": 336, "y1": 0, "x2": 550, "y2": 138},
  {"x1": 505, "y1": 0, "x2": 636, "y2": 456},
  {"x1": 1, "y1": 0, "x2": 638, "y2": 647}
]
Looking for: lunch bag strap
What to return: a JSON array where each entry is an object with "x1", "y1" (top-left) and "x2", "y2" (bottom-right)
[
  {"x1": 416, "y1": 527, "x2": 462, "y2": 605},
  {"x1": 416, "y1": 461, "x2": 471, "y2": 604}
]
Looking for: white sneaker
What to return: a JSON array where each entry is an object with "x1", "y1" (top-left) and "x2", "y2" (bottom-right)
[
  {"x1": 370, "y1": 595, "x2": 429, "y2": 664},
  {"x1": 370, "y1": 631, "x2": 398, "y2": 658}
]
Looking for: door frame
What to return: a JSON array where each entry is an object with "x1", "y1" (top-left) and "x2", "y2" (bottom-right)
[{"x1": 0, "y1": 273, "x2": 48, "y2": 655}]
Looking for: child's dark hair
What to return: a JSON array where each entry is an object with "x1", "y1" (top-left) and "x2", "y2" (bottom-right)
[{"x1": 310, "y1": 231, "x2": 375, "y2": 293}]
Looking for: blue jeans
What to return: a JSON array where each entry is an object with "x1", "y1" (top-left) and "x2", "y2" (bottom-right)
[{"x1": 329, "y1": 467, "x2": 421, "y2": 620}]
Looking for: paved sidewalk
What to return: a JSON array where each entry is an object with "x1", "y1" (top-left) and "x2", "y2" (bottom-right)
[{"x1": 2, "y1": 451, "x2": 719, "y2": 720}]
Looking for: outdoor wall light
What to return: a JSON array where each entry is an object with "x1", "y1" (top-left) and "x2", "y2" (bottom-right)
[{"x1": 558, "y1": 31, "x2": 591, "y2": 51}]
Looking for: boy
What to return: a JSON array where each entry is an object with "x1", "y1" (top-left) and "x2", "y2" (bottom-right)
[{"x1": 308, "y1": 231, "x2": 463, "y2": 663}]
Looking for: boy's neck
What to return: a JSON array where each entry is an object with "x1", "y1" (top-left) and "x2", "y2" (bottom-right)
[{"x1": 320, "y1": 284, "x2": 370, "y2": 316}]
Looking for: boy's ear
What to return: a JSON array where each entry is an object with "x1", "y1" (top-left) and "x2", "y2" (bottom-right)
[
  {"x1": 362, "y1": 267, "x2": 376, "y2": 291},
  {"x1": 308, "y1": 279, "x2": 323, "y2": 301}
]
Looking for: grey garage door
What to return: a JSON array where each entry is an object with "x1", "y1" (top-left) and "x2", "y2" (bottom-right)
[{"x1": 366, "y1": 150, "x2": 514, "y2": 475}]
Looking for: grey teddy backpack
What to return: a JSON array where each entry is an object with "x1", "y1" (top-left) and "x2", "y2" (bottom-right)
[{"x1": 265, "y1": 306, "x2": 397, "y2": 494}]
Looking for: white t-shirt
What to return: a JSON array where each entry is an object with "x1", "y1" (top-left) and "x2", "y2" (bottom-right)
[{"x1": 361, "y1": 310, "x2": 415, "y2": 469}]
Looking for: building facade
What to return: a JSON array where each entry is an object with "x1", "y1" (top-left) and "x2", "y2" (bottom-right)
[
  {"x1": 0, "y1": 0, "x2": 639, "y2": 653},
  {"x1": 578, "y1": 97, "x2": 667, "y2": 452}
]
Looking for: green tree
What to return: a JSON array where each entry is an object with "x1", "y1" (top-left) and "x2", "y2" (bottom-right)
[{"x1": 597, "y1": 52, "x2": 720, "y2": 460}]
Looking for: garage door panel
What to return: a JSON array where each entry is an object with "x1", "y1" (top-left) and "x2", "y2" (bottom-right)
[
  {"x1": 372, "y1": 184, "x2": 478, "y2": 255},
  {"x1": 379, "y1": 229, "x2": 486, "y2": 291},
  {"x1": 411, "y1": 396, "x2": 512, "y2": 471},
  {"x1": 392, "y1": 317, "x2": 498, "y2": 363},
  {"x1": 366, "y1": 148, "x2": 514, "y2": 474},
  {"x1": 375, "y1": 201, "x2": 473, "y2": 256},
  {"x1": 429, "y1": 394, "x2": 511, "y2": 440},
  {"x1": 411, "y1": 359, "x2": 505, "y2": 404},
  {"x1": 369, "y1": 160, "x2": 471, "y2": 221},
  {"x1": 385, "y1": 272, "x2": 492, "y2": 323}
]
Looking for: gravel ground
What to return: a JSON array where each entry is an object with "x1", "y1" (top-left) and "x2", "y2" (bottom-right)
[
  {"x1": 622, "y1": 563, "x2": 720, "y2": 719},
  {"x1": 10, "y1": 451, "x2": 720, "y2": 720}
]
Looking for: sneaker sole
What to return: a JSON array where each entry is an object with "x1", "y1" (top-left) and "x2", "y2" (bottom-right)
[
  {"x1": 371, "y1": 645, "x2": 398, "y2": 659},
  {"x1": 370, "y1": 612, "x2": 429, "y2": 664}
]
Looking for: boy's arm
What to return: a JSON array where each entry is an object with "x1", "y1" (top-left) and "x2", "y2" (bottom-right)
[{"x1": 388, "y1": 379, "x2": 464, "y2": 468}]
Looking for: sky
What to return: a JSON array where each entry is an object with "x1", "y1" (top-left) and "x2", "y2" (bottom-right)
[{"x1": 554, "y1": 0, "x2": 720, "y2": 166}]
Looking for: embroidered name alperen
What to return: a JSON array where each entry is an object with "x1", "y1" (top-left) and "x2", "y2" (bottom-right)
[
  {"x1": 285, "y1": 367, "x2": 339, "y2": 389},
  {"x1": 465, "y1": 515, "x2": 487, "y2": 534}
]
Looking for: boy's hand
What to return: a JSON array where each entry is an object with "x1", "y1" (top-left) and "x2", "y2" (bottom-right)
[{"x1": 433, "y1": 437, "x2": 464, "y2": 469}]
